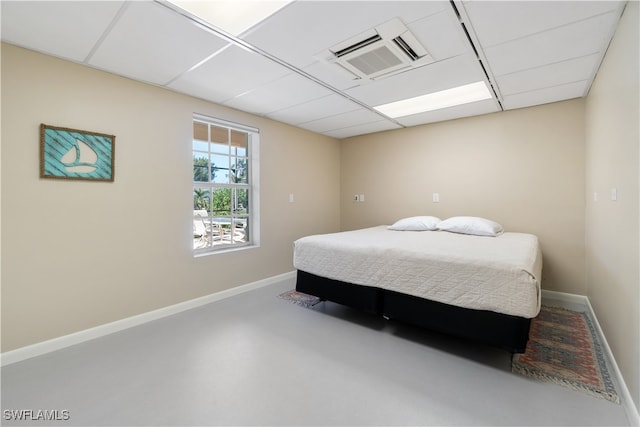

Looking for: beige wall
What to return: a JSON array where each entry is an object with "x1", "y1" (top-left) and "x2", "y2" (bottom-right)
[
  {"x1": 0, "y1": 44, "x2": 341, "y2": 352},
  {"x1": 585, "y1": 1, "x2": 639, "y2": 410},
  {"x1": 341, "y1": 100, "x2": 586, "y2": 294}
]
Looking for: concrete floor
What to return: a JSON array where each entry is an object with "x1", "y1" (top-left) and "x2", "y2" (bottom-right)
[{"x1": 1, "y1": 276, "x2": 632, "y2": 426}]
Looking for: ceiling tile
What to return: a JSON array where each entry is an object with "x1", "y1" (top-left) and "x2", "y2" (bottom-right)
[
  {"x1": 409, "y1": 9, "x2": 469, "y2": 62},
  {"x1": 298, "y1": 108, "x2": 389, "y2": 134},
  {"x1": 496, "y1": 54, "x2": 600, "y2": 96},
  {"x1": 267, "y1": 94, "x2": 363, "y2": 125},
  {"x1": 0, "y1": 1, "x2": 124, "y2": 62},
  {"x1": 325, "y1": 120, "x2": 402, "y2": 139},
  {"x1": 168, "y1": 45, "x2": 291, "y2": 104},
  {"x1": 502, "y1": 81, "x2": 588, "y2": 110},
  {"x1": 462, "y1": 0, "x2": 624, "y2": 48},
  {"x1": 484, "y1": 11, "x2": 622, "y2": 76},
  {"x1": 89, "y1": 1, "x2": 229, "y2": 86},
  {"x1": 223, "y1": 73, "x2": 334, "y2": 115}
]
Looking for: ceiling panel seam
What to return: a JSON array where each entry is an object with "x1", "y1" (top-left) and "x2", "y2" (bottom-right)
[
  {"x1": 504, "y1": 79, "x2": 589, "y2": 97},
  {"x1": 218, "y1": 70, "x2": 304, "y2": 106},
  {"x1": 296, "y1": 107, "x2": 366, "y2": 127},
  {"x1": 479, "y1": 10, "x2": 623, "y2": 49},
  {"x1": 83, "y1": 1, "x2": 131, "y2": 64},
  {"x1": 581, "y1": 3, "x2": 627, "y2": 97},
  {"x1": 493, "y1": 53, "x2": 601, "y2": 79},
  {"x1": 451, "y1": 0, "x2": 503, "y2": 110},
  {"x1": 264, "y1": 93, "x2": 363, "y2": 124},
  {"x1": 163, "y1": 44, "x2": 233, "y2": 87},
  {"x1": 153, "y1": 0, "x2": 406, "y2": 129},
  {"x1": 325, "y1": 120, "x2": 393, "y2": 134}
]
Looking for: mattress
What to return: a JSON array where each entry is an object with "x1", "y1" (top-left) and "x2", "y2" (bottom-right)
[{"x1": 293, "y1": 226, "x2": 542, "y2": 318}]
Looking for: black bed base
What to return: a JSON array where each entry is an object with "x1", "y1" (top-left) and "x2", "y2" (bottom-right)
[{"x1": 295, "y1": 270, "x2": 531, "y2": 353}]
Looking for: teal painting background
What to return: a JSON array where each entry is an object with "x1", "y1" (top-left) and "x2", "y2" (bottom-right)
[{"x1": 42, "y1": 126, "x2": 114, "y2": 181}]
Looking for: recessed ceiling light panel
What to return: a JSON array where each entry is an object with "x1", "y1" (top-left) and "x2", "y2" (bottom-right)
[
  {"x1": 374, "y1": 81, "x2": 493, "y2": 118},
  {"x1": 168, "y1": 0, "x2": 291, "y2": 36}
]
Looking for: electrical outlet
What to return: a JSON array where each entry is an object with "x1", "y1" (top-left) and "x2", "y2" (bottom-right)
[{"x1": 432, "y1": 193, "x2": 440, "y2": 203}]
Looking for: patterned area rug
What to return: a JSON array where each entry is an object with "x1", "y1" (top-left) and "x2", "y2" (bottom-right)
[
  {"x1": 278, "y1": 290, "x2": 321, "y2": 308},
  {"x1": 512, "y1": 306, "x2": 619, "y2": 403}
]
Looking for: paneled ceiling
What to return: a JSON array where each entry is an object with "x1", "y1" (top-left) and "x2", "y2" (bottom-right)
[{"x1": 1, "y1": 0, "x2": 626, "y2": 139}]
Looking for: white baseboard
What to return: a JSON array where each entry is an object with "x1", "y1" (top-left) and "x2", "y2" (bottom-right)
[
  {"x1": 541, "y1": 289, "x2": 589, "y2": 306},
  {"x1": 1, "y1": 271, "x2": 296, "y2": 367},
  {"x1": 583, "y1": 297, "x2": 640, "y2": 426},
  {"x1": 542, "y1": 289, "x2": 640, "y2": 426}
]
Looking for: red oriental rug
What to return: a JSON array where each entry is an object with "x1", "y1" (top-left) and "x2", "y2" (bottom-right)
[{"x1": 512, "y1": 305, "x2": 619, "y2": 403}]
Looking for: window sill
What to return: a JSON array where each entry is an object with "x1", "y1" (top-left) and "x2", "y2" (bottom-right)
[{"x1": 193, "y1": 243, "x2": 259, "y2": 258}]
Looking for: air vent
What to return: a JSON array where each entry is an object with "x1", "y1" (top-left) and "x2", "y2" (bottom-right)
[
  {"x1": 393, "y1": 36, "x2": 420, "y2": 60},
  {"x1": 334, "y1": 34, "x2": 382, "y2": 57},
  {"x1": 319, "y1": 18, "x2": 434, "y2": 82},
  {"x1": 346, "y1": 45, "x2": 403, "y2": 76}
]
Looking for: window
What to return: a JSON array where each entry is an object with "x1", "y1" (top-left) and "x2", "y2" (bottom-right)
[{"x1": 193, "y1": 114, "x2": 259, "y2": 254}]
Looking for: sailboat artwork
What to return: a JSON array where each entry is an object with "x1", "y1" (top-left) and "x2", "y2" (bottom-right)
[
  {"x1": 40, "y1": 123, "x2": 115, "y2": 182},
  {"x1": 61, "y1": 139, "x2": 98, "y2": 173}
]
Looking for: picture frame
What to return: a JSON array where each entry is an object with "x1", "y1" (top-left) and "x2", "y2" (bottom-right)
[{"x1": 40, "y1": 124, "x2": 115, "y2": 182}]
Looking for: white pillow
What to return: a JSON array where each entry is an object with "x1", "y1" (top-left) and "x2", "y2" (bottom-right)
[
  {"x1": 388, "y1": 216, "x2": 441, "y2": 231},
  {"x1": 437, "y1": 216, "x2": 504, "y2": 237}
]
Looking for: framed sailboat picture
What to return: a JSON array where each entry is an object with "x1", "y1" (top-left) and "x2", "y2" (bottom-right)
[{"x1": 40, "y1": 124, "x2": 115, "y2": 181}]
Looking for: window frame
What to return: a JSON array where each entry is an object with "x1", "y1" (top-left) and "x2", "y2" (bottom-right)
[{"x1": 192, "y1": 113, "x2": 260, "y2": 255}]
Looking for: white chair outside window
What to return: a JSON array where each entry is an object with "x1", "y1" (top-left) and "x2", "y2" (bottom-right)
[{"x1": 193, "y1": 210, "x2": 223, "y2": 248}]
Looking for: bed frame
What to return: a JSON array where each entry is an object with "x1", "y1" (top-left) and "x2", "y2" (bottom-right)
[{"x1": 295, "y1": 270, "x2": 532, "y2": 353}]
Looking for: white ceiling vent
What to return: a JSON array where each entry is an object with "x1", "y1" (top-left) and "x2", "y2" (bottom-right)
[{"x1": 320, "y1": 18, "x2": 434, "y2": 82}]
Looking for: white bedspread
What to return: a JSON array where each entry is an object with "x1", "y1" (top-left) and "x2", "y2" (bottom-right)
[{"x1": 293, "y1": 226, "x2": 542, "y2": 318}]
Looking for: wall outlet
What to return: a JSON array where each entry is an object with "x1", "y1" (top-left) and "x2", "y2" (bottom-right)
[{"x1": 432, "y1": 193, "x2": 440, "y2": 203}]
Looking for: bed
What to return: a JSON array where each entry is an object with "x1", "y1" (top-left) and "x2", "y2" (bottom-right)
[{"x1": 293, "y1": 218, "x2": 543, "y2": 353}]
